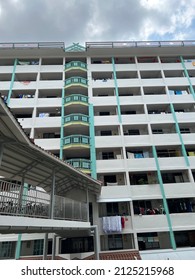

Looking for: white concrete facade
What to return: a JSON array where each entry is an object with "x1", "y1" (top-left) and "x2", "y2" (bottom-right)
[{"x1": 0, "y1": 41, "x2": 195, "y2": 259}]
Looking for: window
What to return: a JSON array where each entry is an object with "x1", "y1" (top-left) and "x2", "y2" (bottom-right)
[
  {"x1": 122, "y1": 111, "x2": 136, "y2": 115},
  {"x1": 128, "y1": 129, "x2": 140, "y2": 135},
  {"x1": 33, "y1": 239, "x2": 44, "y2": 255},
  {"x1": 138, "y1": 233, "x2": 159, "y2": 250},
  {"x1": 162, "y1": 173, "x2": 184, "y2": 184},
  {"x1": 104, "y1": 175, "x2": 117, "y2": 185},
  {"x1": 180, "y1": 128, "x2": 190, "y2": 134},
  {"x1": 101, "y1": 130, "x2": 112, "y2": 136},
  {"x1": 0, "y1": 242, "x2": 13, "y2": 258},
  {"x1": 106, "y1": 202, "x2": 119, "y2": 216},
  {"x1": 99, "y1": 112, "x2": 110, "y2": 116},
  {"x1": 43, "y1": 133, "x2": 55, "y2": 138},
  {"x1": 60, "y1": 237, "x2": 94, "y2": 253},
  {"x1": 108, "y1": 235, "x2": 123, "y2": 250},
  {"x1": 152, "y1": 129, "x2": 163, "y2": 134},
  {"x1": 102, "y1": 152, "x2": 114, "y2": 160}
]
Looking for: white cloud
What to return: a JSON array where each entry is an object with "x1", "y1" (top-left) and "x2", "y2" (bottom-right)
[
  {"x1": 0, "y1": 0, "x2": 194, "y2": 43},
  {"x1": 140, "y1": 0, "x2": 166, "y2": 11}
]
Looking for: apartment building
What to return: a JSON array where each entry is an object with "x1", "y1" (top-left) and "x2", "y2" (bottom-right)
[{"x1": 0, "y1": 41, "x2": 195, "y2": 259}]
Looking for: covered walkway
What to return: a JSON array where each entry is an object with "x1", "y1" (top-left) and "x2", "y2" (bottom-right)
[{"x1": 0, "y1": 97, "x2": 102, "y2": 259}]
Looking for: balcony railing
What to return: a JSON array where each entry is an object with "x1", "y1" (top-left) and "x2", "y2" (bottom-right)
[
  {"x1": 54, "y1": 195, "x2": 87, "y2": 221},
  {"x1": 64, "y1": 77, "x2": 88, "y2": 88},
  {"x1": 66, "y1": 159, "x2": 91, "y2": 172},
  {"x1": 64, "y1": 114, "x2": 89, "y2": 126},
  {"x1": 0, "y1": 180, "x2": 87, "y2": 221},
  {"x1": 63, "y1": 135, "x2": 90, "y2": 148},
  {"x1": 65, "y1": 61, "x2": 87, "y2": 71},
  {"x1": 86, "y1": 40, "x2": 195, "y2": 49},
  {"x1": 64, "y1": 94, "x2": 88, "y2": 106}
]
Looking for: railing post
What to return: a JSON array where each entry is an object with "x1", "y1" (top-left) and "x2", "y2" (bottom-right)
[
  {"x1": 15, "y1": 175, "x2": 27, "y2": 260},
  {"x1": 52, "y1": 234, "x2": 57, "y2": 260},
  {"x1": 50, "y1": 170, "x2": 55, "y2": 219},
  {"x1": 86, "y1": 187, "x2": 89, "y2": 222},
  {"x1": 43, "y1": 233, "x2": 48, "y2": 260}
]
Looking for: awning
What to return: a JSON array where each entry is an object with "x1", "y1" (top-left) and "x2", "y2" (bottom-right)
[{"x1": 0, "y1": 98, "x2": 102, "y2": 196}]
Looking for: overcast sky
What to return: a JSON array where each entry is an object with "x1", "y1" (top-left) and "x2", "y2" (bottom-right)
[{"x1": 0, "y1": 0, "x2": 195, "y2": 46}]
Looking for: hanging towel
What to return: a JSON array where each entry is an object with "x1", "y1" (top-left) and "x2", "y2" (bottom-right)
[{"x1": 102, "y1": 216, "x2": 122, "y2": 233}]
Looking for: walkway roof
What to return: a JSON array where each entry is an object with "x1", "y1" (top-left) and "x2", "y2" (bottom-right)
[{"x1": 0, "y1": 98, "x2": 102, "y2": 196}]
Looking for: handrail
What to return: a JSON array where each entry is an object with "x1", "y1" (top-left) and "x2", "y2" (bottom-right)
[
  {"x1": 65, "y1": 61, "x2": 87, "y2": 70},
  {"x1": 86, "y1": 40, "x2": 195, "y2": 49},
  {"x1": 64, "y1": 94, "x2": 88, "y2": 104},
  {"x1": 64, "y1": 77, "x2": 88, "y2": 86},
  {"x1": 64, "y1": 113, "x2": 89, "y2": 123},
  {"x1": 66, "y1": 158, "x2": 91, "y2": 170},
  {"x1": 0, "y1": 180, "x2": 87, "y2": 221},
  {"x1": 0, "y1": 42, "x2": 65, "y2": 49},
  {"x1": 63, "y1": 135, "x2": 90, "y2": 145}
]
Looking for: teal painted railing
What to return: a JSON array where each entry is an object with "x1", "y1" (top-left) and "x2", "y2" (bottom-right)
[
  {"x1": 6, "y1": 58, "x2": 18, "y2": 106},
  {"x1": 180, "y1": 56, "x2": 195, "y2": 101},
  {"x1": 170, "y1": 103, "x2": 190, "y2": 167},
  {"x1": 63, "y1": 135, "x2": 90, "y2": 146},
  {"x1": 65, "y1": 61, "x2": 87, "y2": 71},
  {"x1": 64, "y1": 94, "x2": 88, "y2": 105},
  {"x1": 64, "y1": 114, "x2": 89, "y2": 125},
  {"x1": 64, "y1": 77, "x2": 88, "y2": 87},
  {"x1": 66, "y1": 158, "x2": 91, "y2": 170},
  {"x1": 152, "y1": 146, "x2": 176, "y2": 250}
]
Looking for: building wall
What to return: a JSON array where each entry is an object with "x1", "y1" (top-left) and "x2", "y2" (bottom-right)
[{"x1": 1, "y1": 42, "x2": 195, "y2": 258}]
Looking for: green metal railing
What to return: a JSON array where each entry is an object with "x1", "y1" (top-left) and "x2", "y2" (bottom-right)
[
  {"x1": 64, "y1": 77, "x2": 88, "y2": 87},
  {"x1": 65, "y1": 61, "x2": 87, "y2": 71},
  {"x1": 64, "y1": 94, "x2": 88, "y2": 105},
  {"x1": 66, "y1": 159, "x2": 91, "y2": 170},
  {"x1": 64, "y1": 114, "x2": 89, "y2": 125},
  {"x1": 63, "y1": 135, "x2": 90, "y2": 147}
]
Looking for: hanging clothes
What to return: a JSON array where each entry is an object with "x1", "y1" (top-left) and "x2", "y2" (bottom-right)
[
  {"x1": 102, "y1": 216, "x2": 122, "y2": 233},
  {"x1": 121, "y1": 216, "x2": 125, "y2": 228}
]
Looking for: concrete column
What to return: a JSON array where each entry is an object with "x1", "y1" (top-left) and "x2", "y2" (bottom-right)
[
  {"x1": 86, "y1": 187, "x2": 89, "y2": 222},
  {"x1": 129, "y1": 201, "x2": 139, "y2": 250},
  {"x1": 50, "y1": 170, "x2": 55, "y2": 219},
  {"x1": 43, "y1": 233, "x2": 48, "y2": 260},
  {"x1": 52, "y1": 235, "x2": 57, "y2": 260},
  {"x1": 92, "y1": 226, "x2": 100, "y2": 260},
  {"x1": 15, "y1": 174, "x2": 26, "y2": 259}
]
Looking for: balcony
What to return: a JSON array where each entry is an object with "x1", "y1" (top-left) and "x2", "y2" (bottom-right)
[
  {"x1": 65, "y1": 61, "x2": 87, "y2": 72},
  {"x1": 66, "y1": 158, "x2": 91, "y2": 173},
  {"x1": 64, "y1": 114, "x2": 89, "y2": 127},
  {"x1": 9, "y1": 98, "x2": 35, "y2": 108},
  {"x1": 64, "y1": 94, "x2": 88, "y2": 106},
  {"x1": 96, "y1": 159, "x2": 125, "y2": 173},
  {"x1": 34, "y1": 138, "x2": 60, "y2": 151},
  {"x1": 122, "y1": 114, "x2": 147, "y2": 124},
  {"x1": 134, "y1": 215, "x2": 169, "y2": 231},
  {"x1": 0, "y1": 180, "x2": 87, "y2": 221},
  {"x1": 63, "y1": 135, "x2": 90, "y2": 149},
  {"x1": 64, "y1": 77, "x2": 88, "y2": 88},
  {"x1": 171, "y1": 213, "x2": 195, "y2": 230}
]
